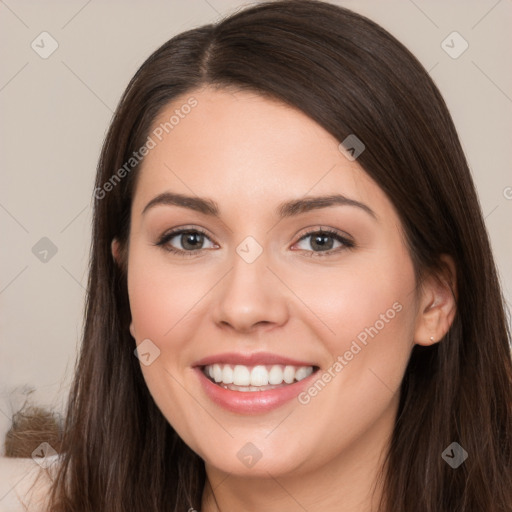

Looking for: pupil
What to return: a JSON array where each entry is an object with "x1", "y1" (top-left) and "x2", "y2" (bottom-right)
[
  {"x1": 182, "y1": 232, "x2": 203, "y2": 250},
  {"x1": 312, "y1": 234, "x2": 333, "y2": 251}
]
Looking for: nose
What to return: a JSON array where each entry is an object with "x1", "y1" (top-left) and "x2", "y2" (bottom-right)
[{"x1": 211, "y1": 246, "x2": 289, "y2": 334}]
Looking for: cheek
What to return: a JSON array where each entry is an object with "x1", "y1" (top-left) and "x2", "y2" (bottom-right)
[
  {"x1": 127, "y1": 247, "x2": 208, "y2": 343},
  {"x1": 284, "y1": 253, "x2": 415, "y2": 347},
  {"x1": 330, "y1": 267, "x2": 414, "y2": 353}
]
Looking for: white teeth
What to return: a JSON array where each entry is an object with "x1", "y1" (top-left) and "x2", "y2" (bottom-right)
[
  {"x1": 203, "y1": 363, "x2": 316, "y2": 388},
  {"x1": 268, "y1": 365, "x2": 284, "y2": 385},
  {"x1": 232, "y1": 365, "x2": 251, "y2": 386},
  {"x1": 222, "y1": 365, "x2": 234, "y2": 384},
  {"x1": 250, "y1": 365, "x2": 269, "y2": 386},
  {"x1": 283, "y1": 365, "x2": 295, "y2": 384},
  {"x1": 295, "y1": 366, "x2": 313, "y2": 381},
  {"x1": 213, "y1": 364, "x2": 223, "y2": 383}
]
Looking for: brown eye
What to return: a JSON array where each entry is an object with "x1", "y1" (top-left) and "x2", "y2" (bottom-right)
[
  {"x1": 294, "y1": 229, "x2": 354, "y2": 256},
  {"x1": 179, "y1": 231, "x2": 205, "y2": 250},
  {"x1": 156, "y1": 228, "x2": 216, "y2": 256}
]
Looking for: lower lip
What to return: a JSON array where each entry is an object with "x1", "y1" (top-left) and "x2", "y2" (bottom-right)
[{"x1": 194, "y1": 367, "x2": 318, "y2": 414}]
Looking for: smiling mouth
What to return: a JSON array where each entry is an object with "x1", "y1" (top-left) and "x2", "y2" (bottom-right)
[{"x1": 202, "y1": 363, "x2": 320, "y2": 392}]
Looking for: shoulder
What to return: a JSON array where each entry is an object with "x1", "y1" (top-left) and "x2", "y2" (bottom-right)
[{"x1": 0, "y1": 455, "x2": 59, "y2": 512}]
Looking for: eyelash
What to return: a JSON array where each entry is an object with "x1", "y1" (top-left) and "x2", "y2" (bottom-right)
[{"x1": 154, "y1": 226, "x2": 355, "y2": 258}]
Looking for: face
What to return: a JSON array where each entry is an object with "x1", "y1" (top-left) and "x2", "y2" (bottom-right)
[{"x1": 121, "y1": 86, "x2": 422, "y2": 479}]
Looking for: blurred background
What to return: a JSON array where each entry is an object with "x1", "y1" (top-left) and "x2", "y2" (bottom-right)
[{"x1": 1, "y1": 0, "x2": 511, "y2": 458}]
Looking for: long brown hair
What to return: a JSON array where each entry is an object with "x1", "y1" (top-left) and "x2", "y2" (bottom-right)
[{"x1": 41, "y1": 1, "x2": 512, "y2": 510}]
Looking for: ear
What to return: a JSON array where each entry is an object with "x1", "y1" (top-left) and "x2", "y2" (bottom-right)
[
  {"x1": 111, "y1": 238, "x2": 121, "y2": 264},
  {"x1": 111, "y1": 238, "x2": 135, "y2": 338},
  {"x1": 414, "y1": 255, "x2": 457, "y2": 346}
]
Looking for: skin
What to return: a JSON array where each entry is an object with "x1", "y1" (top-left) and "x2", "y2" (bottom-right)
[{"x1": 112, "y1": 86, "x2": 456, "y2": 512}]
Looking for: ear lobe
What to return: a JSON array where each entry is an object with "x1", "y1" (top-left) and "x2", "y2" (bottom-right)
[
  {"x1": 129, "y1": 322, "x2": 136, "y2": 339},
  {"x1": 414, "y1": 255, "x2": 457, "y2": 346}
]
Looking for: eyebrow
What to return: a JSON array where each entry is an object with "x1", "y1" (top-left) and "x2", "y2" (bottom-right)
[{"x1": 142, "y1": 192, "x2": 377, "y2": 219}]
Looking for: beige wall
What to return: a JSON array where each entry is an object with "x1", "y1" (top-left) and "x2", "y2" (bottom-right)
[{"x1": 1, "y1": 0, "x2": 511, "y2": 448}]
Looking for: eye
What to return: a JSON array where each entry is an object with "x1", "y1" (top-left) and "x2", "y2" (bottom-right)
[
  {"x1": 155, "y1": 226, "x2": 354, "y2": 258},
  {"x1": 292, "y1": 228, "x2": 354, "y2": 257},
  {"x1": 155, "y1": 227, "x2": 217, "y2": 256}
]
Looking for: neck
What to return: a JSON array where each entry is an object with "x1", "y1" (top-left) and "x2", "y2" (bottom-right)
[{"x1": 200, "y1": 400, "x2": 396, "y2": 512}]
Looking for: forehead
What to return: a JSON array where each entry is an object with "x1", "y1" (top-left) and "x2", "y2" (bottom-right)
[{"x1": 131, "y1": 86, "x2": 388, "y2": 219}]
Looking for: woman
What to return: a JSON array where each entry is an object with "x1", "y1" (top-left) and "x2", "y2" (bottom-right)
[{"x1": 17, "y1": 0, "x2": 512, "y2": 510}]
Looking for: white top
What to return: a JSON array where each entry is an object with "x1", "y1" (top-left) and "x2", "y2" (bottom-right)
[{"x1": 0, "y1": 455, "x2": 59, "y2": 512}]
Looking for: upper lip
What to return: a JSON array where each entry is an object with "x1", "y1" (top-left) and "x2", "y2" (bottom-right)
[{"x1": 193, "y1": 352, "x2": 318, "y2": 368}]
